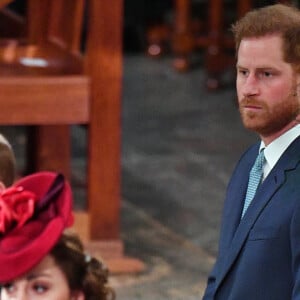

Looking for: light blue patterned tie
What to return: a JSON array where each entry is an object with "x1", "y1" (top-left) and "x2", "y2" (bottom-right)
[{"x1": 241, "y1": 149, "x2": 265, "y2": 218}]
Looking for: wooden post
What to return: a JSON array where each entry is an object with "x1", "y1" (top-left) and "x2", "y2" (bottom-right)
[
  {"x1": 85, "y1": 0, "x2": 123, "y2": 240},
  {"x1": 172, "y1": 0, "x2": 194, "y2": 71}
]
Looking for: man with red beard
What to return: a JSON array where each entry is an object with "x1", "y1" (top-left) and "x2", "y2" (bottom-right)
[{"x1": 203, "y1": 4, "x2": 300, "y2": 300}]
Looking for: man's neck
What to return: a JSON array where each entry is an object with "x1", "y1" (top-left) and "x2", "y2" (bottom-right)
[{"x1": 260, "y1": 121, "x2": 299, "y2": 146}]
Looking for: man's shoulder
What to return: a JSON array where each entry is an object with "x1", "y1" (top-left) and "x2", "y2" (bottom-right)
[
  {"x1": 240, "y1": 142, "x2": 261, "y2": 160},
  {"x1": 229, "y1": 142, "x2": 260, "y2": 175}
]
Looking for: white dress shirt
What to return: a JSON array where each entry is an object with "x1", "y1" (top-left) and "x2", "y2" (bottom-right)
[{"x1": 260, "y1": 124, "x2": 300, "y2": 180}]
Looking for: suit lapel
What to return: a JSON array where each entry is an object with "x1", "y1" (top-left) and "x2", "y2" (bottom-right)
[
  {"x1": 215, "y1": 136, "x2": 300, "y2": 291},
  {"x1": 219, "y1": 143, "x2": 262, "y2": 252},
  {"x1": 219, "y1": 153, "x2": 254, "y2": 250}
]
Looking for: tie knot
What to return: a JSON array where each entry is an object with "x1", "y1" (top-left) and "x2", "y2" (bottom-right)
[{"x1": 254, "y1": 149, "x2": 265, "y2": 171}]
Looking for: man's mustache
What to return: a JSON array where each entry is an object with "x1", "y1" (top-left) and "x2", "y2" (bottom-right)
[{"x1": 240, "y1": 98, "x2": 264, "y2": 107}]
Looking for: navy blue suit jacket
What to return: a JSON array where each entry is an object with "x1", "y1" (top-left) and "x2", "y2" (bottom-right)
[{"x1": 203, "y1": 136, "x2": 300, "y2": 300}]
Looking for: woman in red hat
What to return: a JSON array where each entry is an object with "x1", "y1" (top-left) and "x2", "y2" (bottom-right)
[{"x1": 0, "y1": 171, "x2": 115, "y2": 300}]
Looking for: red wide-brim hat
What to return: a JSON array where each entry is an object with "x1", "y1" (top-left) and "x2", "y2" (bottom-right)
[{"x1": 0, "y1": 171, "x2": 73, "y2": 282}]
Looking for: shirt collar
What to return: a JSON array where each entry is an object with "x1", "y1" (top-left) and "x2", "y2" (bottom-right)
[{"x1": 260, "y1": 124, "x2": 300, "y2": 170}]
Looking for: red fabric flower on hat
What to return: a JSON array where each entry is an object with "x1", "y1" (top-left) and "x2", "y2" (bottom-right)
[{"x1": 0, "y1": 186, "x2": 37, "y2": 234}]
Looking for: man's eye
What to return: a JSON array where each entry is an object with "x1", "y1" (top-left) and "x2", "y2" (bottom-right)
[
  {"x1": 238, "y1": 69, "x2": 248, "y2": 76},
  {"x1": 258, "y1": 71, "x2": 273, "y2": 78}
]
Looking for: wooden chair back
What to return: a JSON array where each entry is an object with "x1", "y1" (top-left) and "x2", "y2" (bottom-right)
[
  {"x1": 0, "y1": 0, "x2": 123, "y2": 246},
  {"x1": 26, "y1": 0, "x2": 84, "y2": 54}
]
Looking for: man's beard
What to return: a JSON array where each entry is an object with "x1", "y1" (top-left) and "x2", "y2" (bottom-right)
[{"x1": 238, "y1": 93, "x2": 299, "y2": 136}]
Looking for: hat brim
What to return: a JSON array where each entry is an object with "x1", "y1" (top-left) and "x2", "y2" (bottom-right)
[
  {"x1": 0, "y1": 218, "x2": 64, "y2": 282},
  {"x1": 0, "y1": 171, "x2": 73, "y2": 282}
]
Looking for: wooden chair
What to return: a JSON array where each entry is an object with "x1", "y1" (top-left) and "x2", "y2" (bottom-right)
[
  {"x1": 0, "y1": 0, "x2": 144, "y2": 273},
  {"x1": 147, "y1": 0, "x2": 291, "y2": 90}
]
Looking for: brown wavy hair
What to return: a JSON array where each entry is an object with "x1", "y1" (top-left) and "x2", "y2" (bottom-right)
[
  {"x1": 51, "y1": 232, "x2": 115, "y2": 300},
  {"x1": 232, "y1": 4, "x2": 300, "y2": 72}
]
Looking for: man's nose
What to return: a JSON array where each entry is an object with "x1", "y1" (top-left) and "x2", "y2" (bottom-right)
[{"x1": 242, "y1": 73, "x2": 259, "y2": 97}]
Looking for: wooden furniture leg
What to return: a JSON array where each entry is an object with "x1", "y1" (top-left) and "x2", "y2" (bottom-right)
[
  {"x1": 204, "y1": 0, "x2": 252, "y2": 90},
  {"x1": 27, "y1": 126, "x2": 71, "y2": 180},
  {"x1": 204, "y1": 0, "x2": 224, "y2": 90},
  {"x1": 81, "y1": 0, "x2": 145, "y2": 273},
  {"x1": 172, "y1": 0, "x2": 194, "y2": 71},
  {"x1": 237, "y1": 0, "x2": 251, "y2": 17}
]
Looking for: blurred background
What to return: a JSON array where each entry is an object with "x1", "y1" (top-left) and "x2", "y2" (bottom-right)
[{"x1": 0, "y1": 1, "x2": 298, "y2": 299}]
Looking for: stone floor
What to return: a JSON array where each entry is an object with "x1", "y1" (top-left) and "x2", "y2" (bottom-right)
[
  {"x1": 1, "y1": 54, "x2": 258, "y2": 299},
  {"x1": 114, "y1": 55, "x2": 257, "y2": 299}
]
